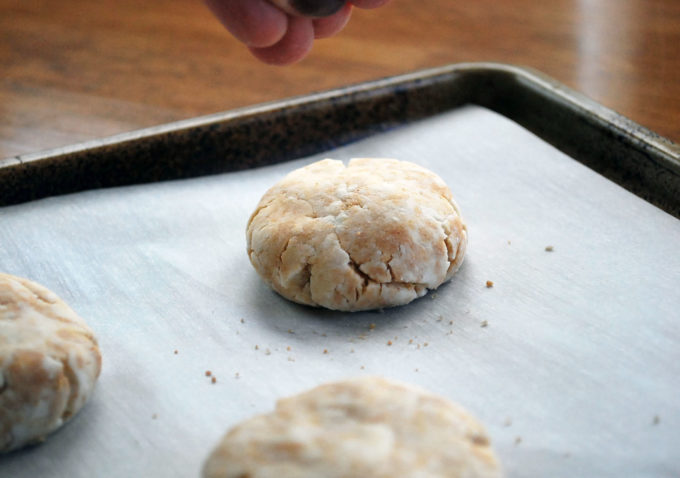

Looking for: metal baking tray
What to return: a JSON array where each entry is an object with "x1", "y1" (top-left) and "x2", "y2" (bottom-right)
[{"x1": 1, "y1": 63, "x2": 679, "y2": 478}]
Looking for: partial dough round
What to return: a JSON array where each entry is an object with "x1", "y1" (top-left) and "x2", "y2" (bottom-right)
[
  {"x1": 0, "y1": 273, "x2": 102, "y2": 452},
  {"x1": 246, "y1": 158, "x2": 468, "y2": 311},
  {"x1": 203, "y1": 377, "x2": 500, "y2": 478}
]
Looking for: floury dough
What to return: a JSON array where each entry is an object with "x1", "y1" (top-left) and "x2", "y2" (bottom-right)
[
  {"x1": 0, "y1": 273, "x2": 102, "y2": 452},
  {"x1": 203, "y1": 376, "x2": 500, "y2": 478},
  {"x1": 246, "y1": 158, "x2": 468, "y2": 311}
]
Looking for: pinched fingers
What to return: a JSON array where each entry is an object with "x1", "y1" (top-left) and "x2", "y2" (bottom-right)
[{"x1": 206, "y1": 0, "x2": 391, "y2": 65}]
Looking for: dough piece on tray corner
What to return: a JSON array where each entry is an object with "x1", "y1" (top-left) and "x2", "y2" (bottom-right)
[
  {"x1": 0, "y1": 273, "x2": 102, "y2": 453},
  {"x1": 203, "y1": 376, "x2": 501, "y2": 478},
  {"x1": 246, "y1": 158, "x2": 468, "y2": 311}
]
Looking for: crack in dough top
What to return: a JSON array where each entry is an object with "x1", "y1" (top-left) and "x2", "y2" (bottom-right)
[
  {"x1": 0, "y1": 273, "x2": 101, "y2": 452},
  {"x1": 246, "y1": 158, "x2": 468, "y2": 311}
]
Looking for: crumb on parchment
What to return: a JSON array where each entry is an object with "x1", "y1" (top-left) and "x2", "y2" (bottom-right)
[{"x1": 486, "y1": 280, "x2": 494, "y2": 288}]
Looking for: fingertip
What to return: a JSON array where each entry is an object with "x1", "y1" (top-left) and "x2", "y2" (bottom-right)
[
  {"x1": 205, "y1": 0, "x2": 288, "y2": 48},
  {"x1": 248, "y1": 16, "x2": 314, "y2": 65},
  {"x1": 313, "y1": 3, "x2": 352, "y2": 39}
]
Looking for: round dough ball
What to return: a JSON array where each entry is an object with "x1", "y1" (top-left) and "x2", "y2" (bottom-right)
[
  {"x1": 203, "y1": 377, "x2": 500, "y2": 478},
  {"x1": 0, "y1": 273, "x2": 102, "y2": 452},
  {"x1": 246, "y1": 158, "x2": 468, "y2": 311}
]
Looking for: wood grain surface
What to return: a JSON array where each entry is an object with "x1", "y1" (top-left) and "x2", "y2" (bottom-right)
[{"x1": 1, "y1": 0, "x2": 679, "y2": 159}]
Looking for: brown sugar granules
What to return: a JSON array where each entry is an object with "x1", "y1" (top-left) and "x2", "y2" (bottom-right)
[
  {"x1": 205, "y1": 371, "x2": 212, "y2": 377},
  {"x1": 486, "y1": 280, "x2": 494, "y2": 288},
  {"x1": 211, "y1": 377, "x2": 217, "y2": 384}
]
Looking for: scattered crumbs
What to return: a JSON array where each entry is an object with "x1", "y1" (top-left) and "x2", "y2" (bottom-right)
[
  {"x1": 504, "y1": 418, "x2": 512, "y2": 427},
  {"x1": 486, "y1": 280, "x2": 494, "y2": 288},
  {"x1": 387, "y1": 340, "x2": 393, "y2": 346},
  {"x1": 287, "y1": 357, "x2": 295, "y2": 362},
  {"x1": 323, "y1": 349, "x2": 329, "y2": 354},
  {"x1": 173, "y1": 349, "x2": 178, "y2": 355},
  {"x1": 653, "y1": 415, "x2": 660, "y2": 425},
  {"x1": 436, "y1": 315, "x2": 443, "y2": 322},
  {"x1": 234, "y1": 372, "x2": 240, "y2": 379},
  {"x1": 369, "y1": 323, "x2": 376, "y2": 330},
  {"x1": 240, "y1": 318, "x2": 245, "y2": 324},
  {"x1": 287, "y1": 329, "x2": 294, "y2": 334},
  {"x1": 265, "y1": 348, "x2": 271, "y2": 356},
  {"x1": 360, "y1": 365, "x2": 365, "y2": 370},
  {"x1": 152, "y1": 413, "x2": 158, "y2": 420},
  {"x1": 481, "y1": 320, "x2": 489, "y2": 328},
  {"x1": 286, "y1": 346, "x2": 291, "y2": 351},
  {"x1": 446, "y1": 330, "x2": 453, "y2": 336},
  {"x1": 409, "y1": 339, "x2": 414, "y2": 344},
  {"x1": 211, "y1": 377, "x2": 217, "y2": 384},
  {"x1": 545, "y1": 245, "x2": 554, "y2": 252},
  {"x1": 515, "y1": 436, "x2": 522, "y2": 445},
  {"x1": 205, "y1": 370, "x2": 212, "y2": 377},
  {"x1": 255, "y1": 345, "x2": 259, "y2": 350},
  {"x1": 423, "y1": 342, "x2": 429, "y2": 347},
  {"x1": 449, "y1": 320, "x2": 453, "y2": 325}
]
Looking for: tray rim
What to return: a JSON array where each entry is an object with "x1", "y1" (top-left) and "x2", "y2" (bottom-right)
[{"x1": 1, "y1": 62, "x2": 679, "y2": 215}]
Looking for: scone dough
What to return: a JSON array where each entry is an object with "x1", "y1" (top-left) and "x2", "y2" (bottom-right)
[
  {"x1": 203, "y1": 377, "x2": 501, "y2": 478},
  {"x1": 246, "y1": 158, "x2": 468, "y2": 311},
  {"x1": 0, "y1": 273, "x2": 102, "y2": 452}
]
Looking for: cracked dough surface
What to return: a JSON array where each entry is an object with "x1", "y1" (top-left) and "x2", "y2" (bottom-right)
[
  {"x1": 0, "y1": 273, "x2": 102, "y2": 453},
  {"x1": 203, "y1": 376, "x2": 501, "y2": 478},
  {"x1": 246, "y1": 158, "x2": 468, "y2": 311}
]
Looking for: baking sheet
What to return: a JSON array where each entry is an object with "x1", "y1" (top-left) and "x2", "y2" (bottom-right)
[{"x1": 1, "y1": 105, "x2": 678, "y2": 477}]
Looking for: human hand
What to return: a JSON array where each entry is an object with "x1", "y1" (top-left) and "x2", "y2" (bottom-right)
[{"x1": 204, "y1": 0, "x2": 391, "y2": 65}]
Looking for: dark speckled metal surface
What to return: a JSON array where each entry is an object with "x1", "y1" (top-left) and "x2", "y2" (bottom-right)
[{"x1": 1, "y1": 63, "x2": 678, "y2": 217}]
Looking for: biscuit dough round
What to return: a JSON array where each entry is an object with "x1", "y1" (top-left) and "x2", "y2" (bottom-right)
[
  {"x1": 0, "y1": 273, "x2": 102, "y2": 452},
  {"x1": 246, "y1": 158, "x2": 468, "y2": 311},
  {"x1": 203, "y1": 376, "x2": 501, "y2": 478}
]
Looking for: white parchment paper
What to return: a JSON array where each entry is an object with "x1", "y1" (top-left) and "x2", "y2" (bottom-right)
[{"x1": 1, "y1": 106, "x2": 678, "y2": 477}]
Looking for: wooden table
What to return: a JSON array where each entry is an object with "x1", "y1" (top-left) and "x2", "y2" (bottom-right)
[{"x1": 2, "y1": 0, "x2": 679, "y2": 160}]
